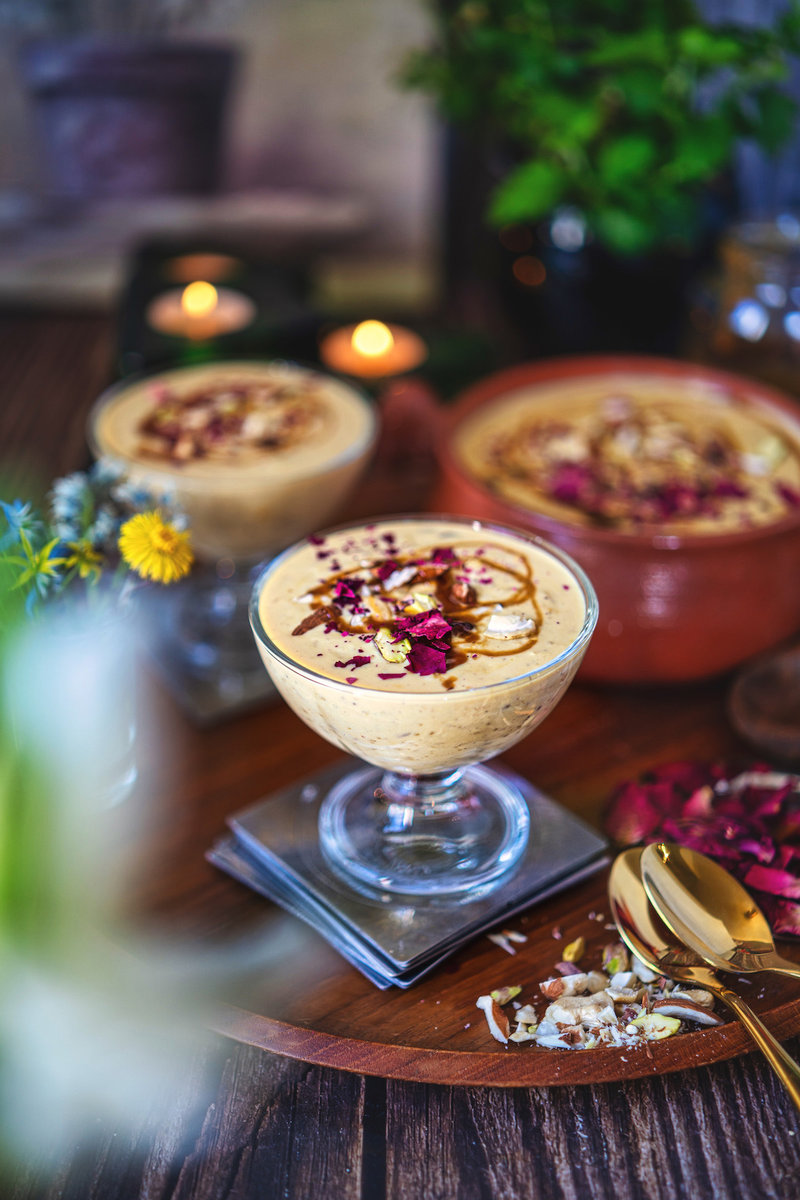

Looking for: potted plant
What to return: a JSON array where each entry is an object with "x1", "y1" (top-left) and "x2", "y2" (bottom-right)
[
  {"x1": 402, "y1": 0, "x2": 800, "y2": 353},
  {"x1": 8, "y1": 0, "x2": 241, "y2": 199}
]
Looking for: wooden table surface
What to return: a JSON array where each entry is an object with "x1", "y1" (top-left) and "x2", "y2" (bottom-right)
[{"x1": 3, "y1": 312, "x2": 800, "y2": 1200}]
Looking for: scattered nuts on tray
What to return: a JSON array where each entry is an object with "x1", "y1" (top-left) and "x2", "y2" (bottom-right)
[{"x1": 476, "y1": 940, "x2": 723, "y2": 1050}]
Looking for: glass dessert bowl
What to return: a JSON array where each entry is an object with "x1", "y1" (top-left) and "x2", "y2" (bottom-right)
[
  {"x1": 88, "y1": 360, "x2": 376, "y2": 715},
  {"x1": 89, "y1": 359, "x2": 376, "y2": 563},
  {"x1": 250, "y1": 515, "x2": 597, "y2": 897}
]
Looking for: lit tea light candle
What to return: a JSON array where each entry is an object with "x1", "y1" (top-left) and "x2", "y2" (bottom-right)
[
  {"x1": 146, "y1": 281, "x2": 256, "y2": 341},
  {"x1": 319, "y1": 319, "x2": 428, "y2": 378}
]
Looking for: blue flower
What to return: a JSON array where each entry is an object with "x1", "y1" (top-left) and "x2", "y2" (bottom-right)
[
  {"x1": 53, "y1": 519, "x2": 82, "y2": 543},
  {"x1": 0, "y1": 500, "x2": 41, "y2": 549},
  {"x1": 111, "y1": 481, "x2": 158, "y2": 511},
  {"x1": 89, "y1": 457, "x2": 124, "y2": 488},
  {"x1": 86, "y1": 507, "x2": 119, "y2": 547},
  {"x1": 50, "y1": 473, "x2": 92, "y2": 527}
]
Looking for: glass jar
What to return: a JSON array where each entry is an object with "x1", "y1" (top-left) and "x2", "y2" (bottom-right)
[{"x1": 689, "y1": 216, "x2": 800, "y2": 398}]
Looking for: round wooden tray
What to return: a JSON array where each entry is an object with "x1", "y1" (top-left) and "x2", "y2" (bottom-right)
[{"x1": 209, "y1": 870, "x2": 800, "y2": 1087}]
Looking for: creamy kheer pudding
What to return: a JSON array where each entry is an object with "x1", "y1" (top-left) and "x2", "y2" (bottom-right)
[
  {"x1": 253, "y1": 517, "x2": 596, "y2": 774},
  {"x1": 454, "y1": 373, "x2": 800, "y2": 535},
  {"x1": 90, "y1": 361, "x2": 376, "y2": 561}
]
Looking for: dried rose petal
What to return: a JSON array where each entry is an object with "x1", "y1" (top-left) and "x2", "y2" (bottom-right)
[
  {"x1": 764, "y1": 897, "x2": 800, "y2": 936},
  {"x1": 333, "y1": 578, "x2": 364, "y2": 605},
  {"x1": 374, "y1": 559, "x2": 399, "y2": 581},
  {"x1": 743, "y1": 864, "x2": 800, "y2": 900},
  {"x1": 605, "y1": 783, "x2": 663, "y2": 844},
  {"x1": 604, "y1": 760, "x2": 800, "y2": 938},
  {"x1": 401, "y1": 611, "x2": 452, "y2": 640},
  {"x1": 738, "y1": 837, "x2": 776, "y2": 864},
  {"x1": 776, "y1": 482, "x2": 800, "y2": 507},
  {"x1": 407, "y1": 643, "x2": 447, "y2": 675}
]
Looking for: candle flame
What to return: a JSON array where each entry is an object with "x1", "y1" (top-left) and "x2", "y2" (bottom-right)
[
  {"x1": 181, "y1": 281, "x2": 218, "y2": 318},
  {"x1": 352, "y1": 320, "x2": 394, "y2": 358}
]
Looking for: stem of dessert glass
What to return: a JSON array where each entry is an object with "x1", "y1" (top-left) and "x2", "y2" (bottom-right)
[{"x1": 378, "y1": 768, "x2": 467, "y2": 827}]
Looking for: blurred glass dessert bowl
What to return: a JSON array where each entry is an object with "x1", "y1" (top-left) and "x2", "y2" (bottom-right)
[
  {"x1": 436, "y1": 356, "x2": 800, "y2": 684},
  {"x1": 250, "y1": 515, "x2": 597, "y2": 897},
  {"x1": 89, "y1": 360, "x2": 376, "y2": 715}
]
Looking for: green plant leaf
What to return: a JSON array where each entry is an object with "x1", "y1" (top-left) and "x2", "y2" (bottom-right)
[
  {"x1": 678, "y1": 27, "x2": 744, "y2": 65},
  {"x1": 488, "y1": 159, "x2": 566, "y2": 225},
  {"x1": 597, "y1": 133, "x2": 657, "y2": 187},
  {"x1": 593, "y1": 208, "x2": 656, "y2": 255},
  {"x1": 616, "y1": 67, "x2": 667, "y2": 117},
  {"x1": 401, "y1": 0, "x2": 800, "y2": 256},
  {"x1": 666, "y1": 117, "x2": 735, "y2": 184},
  {"x1": 585, "y1": 29, "x2": 670, "y2": 70}
]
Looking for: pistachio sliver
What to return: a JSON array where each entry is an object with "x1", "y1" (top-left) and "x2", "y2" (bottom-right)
[{"x1": 374, "y1": 628, "x2": 410, "y2": 664}]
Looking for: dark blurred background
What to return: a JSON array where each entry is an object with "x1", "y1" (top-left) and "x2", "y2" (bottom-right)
[{"x1": 3, "y1": 0, "x2": 800, "y2": 387}]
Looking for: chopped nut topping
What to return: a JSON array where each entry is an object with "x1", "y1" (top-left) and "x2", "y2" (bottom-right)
[
  {"x1": 487, "y1": 932, "x2": 518, "y2": 956},
  {"x1": 514, "y1": 1004, "x2": 539, "y2": 1025},
  {"x1": 374, "y1": 628, "x2": 411, "y2": 664},
  {"x1": 544, "y1": 993, "x2": 617, "y2": 1028},
  {"x1": 486, "y1": 612, "x2": 536, "y2": 639},
  {"x1": 651, "y1": 999, "x2": 723, "y2": 1026},
  {"x1": 490, "y1": 985, "x2": 522, "y2": 1006},
  {"x1": 540, "y1": 974, "x2": 589, "y2": 999},
  {"x1": 447, "y1": 579, "x2": 477, "y2": 607},
  {"x1": 136, "y1": 372, "x2": 328, "y2": 465},
  {"x1": 476, "y1": 938, "x2": 722, "y2": 1051},
  {"x1": 631, "y1": 1013, "x2": 682, "y2": 1040},
  {"x1": 291, "y1": 605, "x2": 339, "y2": 636},
  {"x1": 562, "y1": 936, "x2": 586, "y2": 963},
  {"x1": 602, "y1": 942, "x2": 630, "y2": 975},
  {"x1": 476, "y1": 995, "x2": 510, "y2": 1044},
  {"x1": 475, "y1": 392, "x2": 800, "y2": 533},
  {"x1": 670, "y1": 988, "x2": 715, "y2": 1009}
]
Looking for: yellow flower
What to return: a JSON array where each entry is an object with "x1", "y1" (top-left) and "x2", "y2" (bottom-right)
[
  {"x1": 118, "y1": 511, "x2": 193, "y2": 585},
  {"x1": 64, "y1": 540, "x2": 103, "y2": 581}
]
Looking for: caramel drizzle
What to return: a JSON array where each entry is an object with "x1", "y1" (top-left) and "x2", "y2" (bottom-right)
[
  {"x1": 477, "y1": 401, "x2": 800, "y2": 529},
  {"x1": 303, "y1": 540, "x2": 543, "y2": 671}
]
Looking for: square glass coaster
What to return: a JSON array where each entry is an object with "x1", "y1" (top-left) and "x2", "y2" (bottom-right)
[{"x1": 208, "y1": 758, "x2": 608, "y2": 988}]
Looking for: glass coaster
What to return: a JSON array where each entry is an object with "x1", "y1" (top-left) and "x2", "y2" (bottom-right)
[{"x1": 208, "y1": 758, "x2": 608, "y2": 984}]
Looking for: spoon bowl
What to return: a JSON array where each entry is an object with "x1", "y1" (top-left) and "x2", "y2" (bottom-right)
[
  {"x1": 608, "y1": 848, "x2": 719, "y2": 988},
  {"x1": 609, "y1": 847, "x2": 800, "y2": 1110},
  {"x1": 640, "y1": 842, "x2": 800, "y2": 981}
]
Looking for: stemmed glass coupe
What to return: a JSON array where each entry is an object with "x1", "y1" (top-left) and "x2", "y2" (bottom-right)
[
  {"x1": 88, "y1": 360, "x2": 376, "y2": 716},
  {"x1": 250, "y1": 514, "x2": 598, "y2": 898}
]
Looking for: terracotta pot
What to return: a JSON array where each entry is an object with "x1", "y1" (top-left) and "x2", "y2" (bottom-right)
[
  {"x1": 434, "y1": 355, "x2": 800, "y2": 684},
  {"x1": 18, "y1": 37, "x2": 237, "y2": 199}
]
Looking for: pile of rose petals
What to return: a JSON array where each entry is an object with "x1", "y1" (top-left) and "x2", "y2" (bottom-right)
[{"x1": 604, "y1": 761, "x2": 800, "y2": 936}]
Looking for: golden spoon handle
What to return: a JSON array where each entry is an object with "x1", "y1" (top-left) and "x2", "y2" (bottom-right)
[
  {"x1": 716, "y1": 985, "x2": 800, "y2": 1112},
  {"x1": 765, "y1": 958, "x2": 800, "y2": 982}
]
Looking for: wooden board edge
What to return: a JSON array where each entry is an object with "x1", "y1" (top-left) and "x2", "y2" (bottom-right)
[{"x1": 208, "y1": 997, "x2": 800, "y2": 1088}]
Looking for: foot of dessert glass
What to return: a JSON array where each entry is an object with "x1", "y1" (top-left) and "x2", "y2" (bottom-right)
[
  {"x1": 251, "y1": 515, "x2": 598, "y2": 900},
  {"x1": 152, "y1": 556, "x2": 278, "y2": 723},
  {"x1": 319, "y1": 763, "x2": 530, "y2": 897}
]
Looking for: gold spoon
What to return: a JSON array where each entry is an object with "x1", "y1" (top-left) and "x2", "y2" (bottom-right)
[
  {"x1": 641, "y1": 842, "x2": 800, "y2": 981},
  {"x1": 609, "y1": 848, "x2": 800, "y2": 1110}
]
